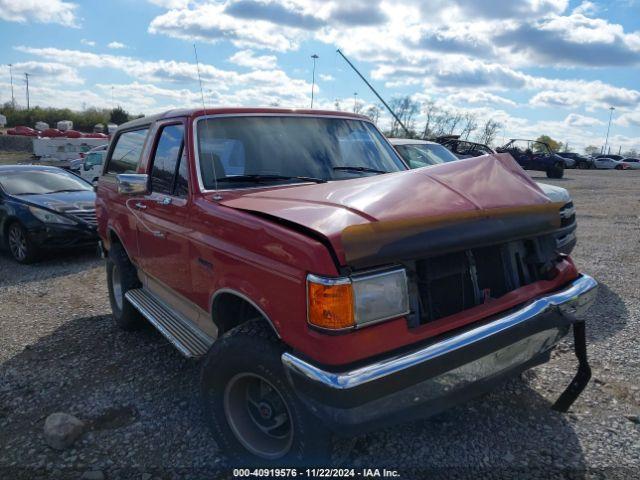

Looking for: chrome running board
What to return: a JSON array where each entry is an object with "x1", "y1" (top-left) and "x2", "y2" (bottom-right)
[{"x1": 125, "y1": 288, "x2": 213, "y2": 358}]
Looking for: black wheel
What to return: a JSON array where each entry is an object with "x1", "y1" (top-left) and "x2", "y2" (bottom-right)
[
  {"x1": 7, "y1": 222, "x2": 38, "y2": 264},
  {"x1": 200, "y1": 320, "x2": 332, "y2": 466},
  {"x1": 106, "y1": 242, "x2": 144, "y2": 330},
  {"x1": 615, "y1": 164, "x2": 624, "y2": 170},
  {"x1": 546, "y1": 163, "x2": 564, "y2": 179}
]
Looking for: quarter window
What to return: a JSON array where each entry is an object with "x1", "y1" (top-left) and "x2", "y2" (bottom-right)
[
  {"x1": 107, "y1": 128, "x2": 149, "y2": 174},
  {"x1": 150, "y1": 124, "x2": 187, "y2": 196}
]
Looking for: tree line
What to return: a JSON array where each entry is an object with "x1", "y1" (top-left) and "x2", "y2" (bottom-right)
[
  {"x1": 338, "y1": 95, "x2": 505, "y2": 147},
  {"x1": 342, "y1": 95, "x2": 637, "y2": 156},
  {"x1": 0, "y1": 104, "x2": 136, "y2": 132}
]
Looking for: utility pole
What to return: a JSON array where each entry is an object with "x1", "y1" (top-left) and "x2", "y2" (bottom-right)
[
  {"x1": 603, "y1": 106, "x2": 615, "y2": 154},
  {"x1": 336, "y1": 48, "x2": 410, "y2": 136},
  {"x1": 8, "y1": 64, "x2": 15, "y2": 107},
  {"x1": 310, "y1": 54, "x2": 318, "y2": 109},
  {"x1": 353, "y1": 92, "x2": 358, "y2": 113},
  {"x1": 24, "y1": 73, "x2": 30, "y2": 110}
]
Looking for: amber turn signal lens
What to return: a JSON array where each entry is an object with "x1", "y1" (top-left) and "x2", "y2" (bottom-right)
[{"x1": 307, "y1": 280, "x2": 354, "y2": 330}]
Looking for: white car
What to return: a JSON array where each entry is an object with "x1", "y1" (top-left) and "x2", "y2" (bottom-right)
[
  {"x1": 78, "y1": 149, "x2": 106, "y2": 183},
  {"x1": 594, "y1": 156, "x2": 627, "y2": 170},
  {"x1": 621, "y1": 158, "x2": 640, "y2": 170}
]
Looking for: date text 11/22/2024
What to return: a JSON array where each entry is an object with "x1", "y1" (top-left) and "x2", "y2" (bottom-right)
[{"x1": 233, "y1": 468, "x2": 401, "y2": 477}]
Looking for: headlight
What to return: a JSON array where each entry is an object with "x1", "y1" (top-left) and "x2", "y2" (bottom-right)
[
  {"x1": 307, "y1": 268, "x2": 410, "y2": 331},
  {"x1": 28, "y1": 206, "x2": 76, "y2": 225}
]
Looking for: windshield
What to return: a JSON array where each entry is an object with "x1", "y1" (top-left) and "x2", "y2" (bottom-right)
[
  {"x1": 196, "y1": 116, "x2": 406, "y2": 189},
  {"x1": 0, "y1": 169, "x2": 92, "y2": 195},
  {"x1": 395, "y1": 143, "x2": 460, "y2": 168}
]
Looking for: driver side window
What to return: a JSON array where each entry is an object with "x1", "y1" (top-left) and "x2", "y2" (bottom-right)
[{"x1": 150, "y1": 124, "x2": 188, "y2": 197}]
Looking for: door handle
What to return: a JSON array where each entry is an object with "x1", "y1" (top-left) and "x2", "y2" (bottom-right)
[
  {"x1": 134, "y1": 202, "x2": 147, "y2": 210},
  {"x1": 156, "y1": 197, "x2": 172, "y2": 205}
]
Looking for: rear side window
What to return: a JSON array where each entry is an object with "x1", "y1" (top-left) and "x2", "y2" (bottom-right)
[
  {"x1": 107, "y1": 128, "x2": 149, "y2": 174},
  {"x1": 150, "y1": 124, "x2": 187, "y2": 196}
]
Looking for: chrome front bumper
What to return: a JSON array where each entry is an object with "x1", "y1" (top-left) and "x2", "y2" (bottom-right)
[{"x1": 282, "y1": 274, "x2": 598, "y2": 433}]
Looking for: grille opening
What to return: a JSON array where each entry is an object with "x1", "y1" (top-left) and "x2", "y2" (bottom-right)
[{"x1": 412, "y1": 238, "x2": 555, "y2": 325}]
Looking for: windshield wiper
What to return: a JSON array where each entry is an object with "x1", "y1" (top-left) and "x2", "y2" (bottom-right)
[
  {"x1": 47, "y1": 189, "x2": 88, "y2": 193},
  {"x1": 332, "y1": 166, "x2": 389, "y2": 174},
  {"x1": 215, "y1": 174, "x2": 327, "y2": 184}
]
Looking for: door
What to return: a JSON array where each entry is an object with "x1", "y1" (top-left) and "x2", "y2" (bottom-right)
[
  {"x1": 134, "y1": 122, "x2": 193, "y2": 300},
  {"x1": 98, "y1": 126, "x2": 151, "y2": 261}
]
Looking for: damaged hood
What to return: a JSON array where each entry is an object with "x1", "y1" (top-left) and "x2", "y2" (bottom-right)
[{"x1": 220, "y1": 154, "x2": 562, "y2": 267}]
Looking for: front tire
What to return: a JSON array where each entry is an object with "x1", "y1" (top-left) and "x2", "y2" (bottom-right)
[
  {"x1": 7, "y1": 222, "x2": 38, "y2": 264},
  {"x1": 106, "y1": 243, "x2": 144, "y2": 331},
  {"x1": 200, "y1": 320, "x2": 331, "y2": 466}
]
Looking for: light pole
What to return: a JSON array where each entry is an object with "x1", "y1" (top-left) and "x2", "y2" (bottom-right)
[
  {"x1": 24, "y1": 73, "x2": 30, "y2": 110},
  {"x1": 603, "y1": 106, "x2": 615, "y2": 154},
  {"x1": 353, "y1": 92, "x2": 358, "y2": 113},
  {"x1": 310, "y1": 54, "x2": 318, "y2": 109},
  {"x1": 8, "y1": 64, "x2": 15, "y2": 107}
]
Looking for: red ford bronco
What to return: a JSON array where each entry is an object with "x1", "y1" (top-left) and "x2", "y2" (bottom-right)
[{"x1": 96, "y1": 108, "x2": 597, "y2": 464}]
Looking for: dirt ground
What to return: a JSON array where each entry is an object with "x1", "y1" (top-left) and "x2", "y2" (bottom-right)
[
  {"x1": 0, "y1": 151, "x2": 33, "y2": 166},
  {"x1": 0, "y1": 169, "x2": 638, "y2": 479}
]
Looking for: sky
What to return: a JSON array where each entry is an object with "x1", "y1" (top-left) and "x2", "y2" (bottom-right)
[{"x1": 0, "y1": 0, "x2": 638, "y2": 152}]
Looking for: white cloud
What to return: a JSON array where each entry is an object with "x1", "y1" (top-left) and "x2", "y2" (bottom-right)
[
  {"x1": 0, "y1": 61, "x2": 83, "y2": 85},
  {"x1": 147, "y1": 0, "x2": 191, "y2": 8},
  {"x1": 16, "y1": 46, "x2": 312, "y2": 108},
  {"x1": 228, "y1": 50, "x2": 277, "y2": 69},
  {"x1": 564, "y1": 113, "x2": 605, "y2": 127},
  {"x1": 494, "y1": 13, "x2": 640, "y2": 67},
  {"x1": 446, "y1": 91, "x2": 517, "y2": 107},
  {"x1": 148, "y1": 2, "x2": 302, "y2": 51},
  {"x1": 0, "y1": 0, "x2": 78, "y2": 26},
  {"x1": 529, "y1": 81, "x2": 640, "y2": 110},
  {"x1": 107, "y1": 41, "x2": 127, "y2": 49},
  {"x1": 319, "y1": 74, "x2": 334, "y2": 81},
  {"x1": 615, "y1": 110, "x2": 640, "y2": 128},
  {"x1": 80, "y1": 39, "x2": 96, "y2": 47}
]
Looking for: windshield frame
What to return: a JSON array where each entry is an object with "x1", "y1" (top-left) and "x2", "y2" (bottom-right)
[{"x1": 192, "y1": 113, "x2": 408, "y2": 193}]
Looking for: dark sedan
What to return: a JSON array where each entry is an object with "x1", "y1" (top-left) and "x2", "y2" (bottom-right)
[{"x1": 0, "y1": 165, "x2": 98, "y2": 263}]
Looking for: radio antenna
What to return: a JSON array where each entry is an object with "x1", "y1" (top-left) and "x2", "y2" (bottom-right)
[
  {"x1": 193, "y1": 43, "x2": 221, "y2": 200},
  {"x1": 336, "y1": 48, "x2": 410, "y2": 136}
]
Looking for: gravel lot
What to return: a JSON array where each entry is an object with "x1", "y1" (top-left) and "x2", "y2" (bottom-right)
[{"x1": 1, "y1": 169, "x2": 639, "y2": 479}]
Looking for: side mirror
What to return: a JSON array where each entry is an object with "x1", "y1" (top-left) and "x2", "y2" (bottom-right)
[
  {"x1": 83, "y1": 162, "x2": 91, "y2": 171},
  {"x1": 116, "y1": 174, "x2": 149, "y2": 196}
]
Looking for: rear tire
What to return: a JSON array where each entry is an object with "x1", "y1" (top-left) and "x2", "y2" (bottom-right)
[
  {"x1": 546, "y1": 163, "x2": 564, "y2": 179},
  {"x1": 200, "y1": 320, "x2": 332, "y2": 466},
  {"x1": 106, "y1": 243, "x2": 144, "y2": 331},
  {"x1": 7, "y1": 222, "x2": 39, "y2": 264}
]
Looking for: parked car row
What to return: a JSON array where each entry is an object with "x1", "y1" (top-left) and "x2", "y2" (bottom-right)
[
  {"x1": 6, "y1": 125, "x2": 108, "y2": 139},
  {"x1": 592, "y1": 155, "x2": 639, "y2": 170}
]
